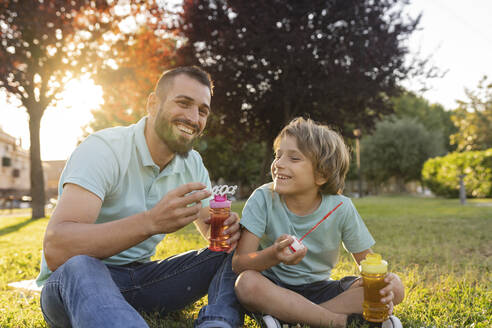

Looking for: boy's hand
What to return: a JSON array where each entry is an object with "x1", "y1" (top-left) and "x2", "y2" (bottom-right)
[
  {"x1": 380, "y1": 272, "x2": 405, "y2": 305},
  {"x1": 274, "y1": 234, "x2": 307, "y2": 265}
]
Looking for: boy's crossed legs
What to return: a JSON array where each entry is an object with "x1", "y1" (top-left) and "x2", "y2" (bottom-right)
[{"x1": 235, "y1": 270, "x2": 370, "y2": 328}]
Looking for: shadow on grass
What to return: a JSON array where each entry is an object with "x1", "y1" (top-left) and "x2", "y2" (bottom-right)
[{"x1": 0, "y1": 217, "x2": 38, "y2": 237}]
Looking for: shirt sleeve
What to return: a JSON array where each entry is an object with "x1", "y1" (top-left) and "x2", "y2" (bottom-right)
[
  {"x1": 59, "y1": 135, "x2": 120, "y2": 201},
  {"x1": 340, "y1": 199, "x2": 375, "y2": 254},
  {"x1": 240, "y1": 188, "x2": 268, "y2": 238}
]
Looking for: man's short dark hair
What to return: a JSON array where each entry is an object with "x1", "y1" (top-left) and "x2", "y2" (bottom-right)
[{"x1": 155, "y1": 66, "x2": 214, "y2": 102}]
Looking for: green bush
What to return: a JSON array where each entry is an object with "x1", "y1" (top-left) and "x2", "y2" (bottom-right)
[
  {"x1": 361, "y1": 116, "x2": 445, "y2": 185},
  {"x1": 422, "y1": 148, "x2": 492, "y2": 198}
]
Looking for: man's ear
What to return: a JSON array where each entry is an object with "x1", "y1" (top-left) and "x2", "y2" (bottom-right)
[{"x1": 147, "y1": 92, "x2": 159, "y2": 116}]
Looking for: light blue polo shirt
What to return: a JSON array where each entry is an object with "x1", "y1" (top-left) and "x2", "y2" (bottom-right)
[
  {"x1": 240, "y1": 183, "x2": 375, "y2": 286},
  {"x1": 36, "y1": 117, "x2": 212, "y2": 286}
]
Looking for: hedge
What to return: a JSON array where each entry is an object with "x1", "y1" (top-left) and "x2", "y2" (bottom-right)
[{"x1": 422, "y1": 148, "x2": 492, "y2": 198}]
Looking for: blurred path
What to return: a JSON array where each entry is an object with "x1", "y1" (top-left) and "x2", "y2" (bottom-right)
[{"x1": 0, "y1": 207, "x2": 53, "y2": 219}]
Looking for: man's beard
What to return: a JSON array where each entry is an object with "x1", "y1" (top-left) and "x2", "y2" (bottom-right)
[{"x1": 154, "y1": 109, "x2": 200, "y2": 158}]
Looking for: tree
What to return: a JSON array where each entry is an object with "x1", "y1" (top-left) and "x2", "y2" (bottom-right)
[
  {"x1": 392, "y1": 91, "x2": 457, "y2": 151},
  {"x1": 450, "y1": 76, "x2": 492, "y2": 152},
  {"x1": 196, "y1": 133, "x2": 265, "y2": 197},
  {"x1": 85, "y1": 5, "x2": 269, "y2": 190},
  {"x1": 422, "y1": 148, "x2": 492, "y2": 198},
  {"x1": 361, "y1": 117, "x2": 445, "y2": 191},
  {"x1": 0, "y1": 0, "x2": 114, "y2": 218},
  {"x1": 179, "y1": 0, "x2": 424, "y2": 183},
  {"x1": 88, "y1": 25, "x2": 179, "y2": 133}
]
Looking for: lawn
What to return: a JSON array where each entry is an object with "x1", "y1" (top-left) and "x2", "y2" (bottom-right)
[{"x1": 0, "y1": 196, "x2": 490, "y2": 327}]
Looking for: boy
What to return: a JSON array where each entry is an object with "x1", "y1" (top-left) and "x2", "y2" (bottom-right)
[{"x1": 232, "y1": 117, "x2": 404, "y2": 327}]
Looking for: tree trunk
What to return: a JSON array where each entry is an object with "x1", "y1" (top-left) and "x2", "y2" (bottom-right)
[
  {"x1": 29, "y1": 109, "x2": 45, "y2": 219},
  {"x1": 259, "y1": 98, "x2": 292, "y2": 185},
  {"x1": 259, "y1": 134, "x2": 275, "y2": 185},
  {"x1": 396, "y1": 176, "x2": 407, "y2": 193}
]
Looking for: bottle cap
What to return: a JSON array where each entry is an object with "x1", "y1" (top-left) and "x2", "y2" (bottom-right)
[
  {"x1": 210, "y1": 195, "x2": 231, "y2": 208},
  {"x1": 214, "y1": 195, "x2": 227, "y2": 202},
  {"x1": 360, "y1": 253, "x2": 388, "y2": 274}
]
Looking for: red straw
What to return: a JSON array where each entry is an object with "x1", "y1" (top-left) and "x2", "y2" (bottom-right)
[{"x1": 299, "y1": 201, "x2": 343, "y2": 241}]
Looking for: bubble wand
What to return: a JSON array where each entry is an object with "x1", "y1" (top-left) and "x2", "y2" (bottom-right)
[
  {"x1": 289, "y1": 201, "x2": 344, "y2": 252},
  {"x1": 211, "y1": 185, "x2": 237, "y2": 200}
]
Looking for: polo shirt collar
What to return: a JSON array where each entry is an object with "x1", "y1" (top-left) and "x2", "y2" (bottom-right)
[
  {"x1": 134, "y1": 116, "x2": 185, "y2": 174},
  {"x1": 134, "y1": 117, "x2": 155, "y2": 168}
]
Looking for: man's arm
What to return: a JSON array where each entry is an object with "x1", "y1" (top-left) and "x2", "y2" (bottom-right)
[{"x1": 44, "y1": 182, "x2": 211, "y2": 271}]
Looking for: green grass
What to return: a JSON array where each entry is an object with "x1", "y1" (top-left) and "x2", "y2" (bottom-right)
[{"x1": 0, "y1": 196, "x2": 490, "y2": 327}]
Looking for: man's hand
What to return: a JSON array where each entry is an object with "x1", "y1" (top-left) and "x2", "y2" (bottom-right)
[
  {"x1": 146, "y1": 182, "x2": 211, "y2": 235},
  {"x1": 273, "y1": 234, "x2": 307, "y2": 265},
  {"x1": 202, "y1": 211, "x2": 241, "y2": 253},
  {"x1": 223, "y1": 211, "x2": 241, "y2": 252}
]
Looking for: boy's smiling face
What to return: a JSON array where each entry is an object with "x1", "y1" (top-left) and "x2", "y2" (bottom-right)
[{"x1": 271, "y1": 135, "x2": 325, "y2": 196}]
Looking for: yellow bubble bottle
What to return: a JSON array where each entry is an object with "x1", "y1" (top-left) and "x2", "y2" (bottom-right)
[{"x1": 361, "y1": 253, "x2": 389, "y2": 322}]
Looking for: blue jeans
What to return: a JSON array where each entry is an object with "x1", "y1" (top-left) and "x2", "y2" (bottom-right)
[{"x1": 40, "y1": 249, "x2": 244, "y2": 328}]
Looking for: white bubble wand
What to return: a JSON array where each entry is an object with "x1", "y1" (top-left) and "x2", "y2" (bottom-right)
[
  {"x1": 212, "y1": 185, "x2": 237, "y2": 202},
  {"x1": 212, "y1": 185, "x2": 238, "y2": 197}
]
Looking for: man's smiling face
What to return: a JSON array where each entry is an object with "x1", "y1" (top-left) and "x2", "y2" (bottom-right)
[{"x1": 153, "y1": 74, "x2": 211, "y2": 156}]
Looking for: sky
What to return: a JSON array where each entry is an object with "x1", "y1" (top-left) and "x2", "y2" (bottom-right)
[
  {"x1": 1, "y1": 0, "x2": 491, "y2": 161},
  {"x1": 402, "y1": 0, "x2": 492, "y2": 108},
  {"x1": 0, "y1": 77, "x2": 103, "y2": 160}
]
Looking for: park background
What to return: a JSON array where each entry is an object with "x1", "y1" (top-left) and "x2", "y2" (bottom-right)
[{"x1": 0, "y1": 0, "x2": 491, "y2": 327}]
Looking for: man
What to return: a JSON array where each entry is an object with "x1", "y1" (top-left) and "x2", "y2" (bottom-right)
[{"x1": 37, "y1": 66, "x2": 243, "y2": 327}]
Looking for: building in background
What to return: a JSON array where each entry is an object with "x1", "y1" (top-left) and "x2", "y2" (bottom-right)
[
  {"x1": 43, "y1": 160, "x2": 66, "y2": 200},
  {"x1": 0, "y1": 127, "x2": 65, "y2": 208},
  {"x1": 0, "y1": 127, "x2": 30, "y2": 207}
]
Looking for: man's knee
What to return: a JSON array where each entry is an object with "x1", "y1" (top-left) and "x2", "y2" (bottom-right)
[
  {"x1": 64, "y1": 254, "x2": 100, "y2": 269},
  {"x1": 65, "y1": 254, "x2": 100, "y2": 266},
  {"x1": 197, "y1": 248, "x2": 230, "y2": 277},
  {"x1": 55, "y1": 255, "x2": 105, "y2": 282}
]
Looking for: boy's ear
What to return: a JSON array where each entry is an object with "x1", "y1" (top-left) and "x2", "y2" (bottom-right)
[{"x1": 315, "y1": 172, "x2": 328, "y2": 187}]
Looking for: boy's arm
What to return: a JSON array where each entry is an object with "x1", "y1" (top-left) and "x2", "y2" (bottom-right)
[
  {"x1": 352, "y1": 248, "x2": 373, "y2": 265},
  {"x1": 231, "y1": 229, "x2": 307, "y2": 274}
]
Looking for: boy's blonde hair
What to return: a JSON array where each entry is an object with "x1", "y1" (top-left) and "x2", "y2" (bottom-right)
[{"x1": 273, "y1": 117, "x2": 350, "y2": 195}]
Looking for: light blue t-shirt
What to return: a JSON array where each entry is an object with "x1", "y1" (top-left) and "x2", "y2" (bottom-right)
[
  {"x1": 240, "y1": 183, "x2": 375, "y2": 286},
  {"x1": 36, "y1": 117, "x2": 212, "y2": 286}
]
